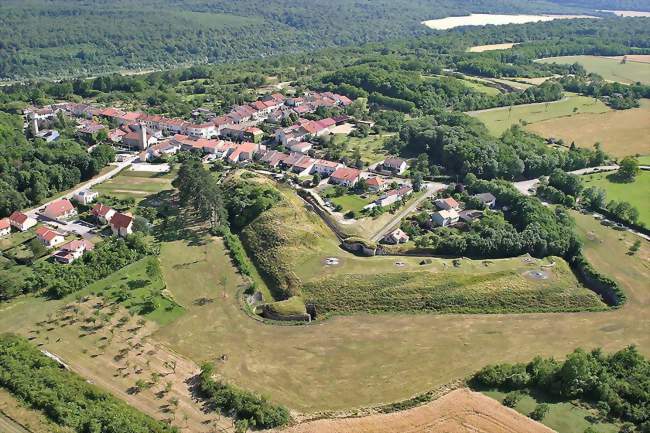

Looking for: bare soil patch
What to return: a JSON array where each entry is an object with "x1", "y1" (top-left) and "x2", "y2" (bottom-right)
[
  {"x1": 605, "y1": 55, "x2": 650, "y2": 64},
  {"x1": 468, "y1": 43, "x2": 517, "y2": 52},
  {"x1": 274, "y1": 388, "x2": 556, "y2": 433}
]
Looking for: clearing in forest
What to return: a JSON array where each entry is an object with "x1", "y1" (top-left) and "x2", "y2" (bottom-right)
[
  {"x1": 537, "y1": 55, "x2": 650, "y2": 84},
  {"x1": 467, "y1": 42, "x2": 517, "y2": 52},
  {"x1": 582, "y1": 170, "x2": 650, "y2": 227}
]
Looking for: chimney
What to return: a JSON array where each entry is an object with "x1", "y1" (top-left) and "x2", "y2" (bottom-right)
[
  {"x1": 139, "y1": 123, "x2": 147, "y2": 150},
  {"x1": 31, "y1": 116, "x2": 39, "y2": 134}
]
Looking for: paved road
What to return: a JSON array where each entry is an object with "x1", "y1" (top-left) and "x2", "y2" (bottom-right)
[
  {"x1": 370, "y1": 182, "x2": 447, "y2": 241},
  {"x1": 512, "y1": 165, "x2": 619, "y2": 196},
  {"x1": 25, "y1": 155, "x2": 137, "y2": 219}
]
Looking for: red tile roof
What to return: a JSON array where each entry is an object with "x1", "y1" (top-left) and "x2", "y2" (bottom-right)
[
  {"x1": 8, "y1": 211, "x2": 29, "y2": 225},
  {"x1": 62, "y1": 239, "x2": 94, "y2": 252},
  {"x1": 0, "y1": 218, "x2": 9, "y2": 230},
  {"x1": 92, "y1": 203, "x2": 114, "y2": 218},
  {"x1": 36, "y1": 226, "x2": 63, "y2": 243},
  {"x1": 44, "y1": 199, "x2": 75, "y2": 218},
  {"x1": 110, "y1": 212, "x2": 133, "y2": 230},
  {"x1": 331, "y1": 167, "x2": 361, "y2": 182}
]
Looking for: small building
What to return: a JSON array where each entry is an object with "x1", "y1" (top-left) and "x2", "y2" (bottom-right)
[
  {"x1": 73, "y1": 189, "x2": 98, "y2": 206},
  {"x1": 382, "y1": 228, "x2": 409, "y2": 245},
  {"x1": 330, "y1": 167, "x2": 362, "y2": 187},
  {"x1": 434, "y1": 197, "x2": 460, "y2": 211},
  {"x1": 260, "y1": 150, "x2": 290, "y2": 169},
  {"x1": 459, "y1": 209, "x2": 484, "y2": 223},
  {"x1": 0, "y1": 218, "x2": 10, "y2": 237},
  {"x1": 432, "y1": 209, "x2": 459, "y2": 227},
  {"x1": 313, "y1": 159, "x2": 342, "y2": 177},
  {"x1": 375, "y1": 185, "x2": 412, "y2": 207},
  {"x1": 288, "y1": 141, "x2": 312, "y2": 154},
  {"x1": 381, "y1": 157, "x2": 408, "y2": 175},
  {"x1": 110, "y1": 212, "x2": 133, "y2": 237},
  {"x1": 472, "y1": 192, "x2": 497, "y2": 209},
  {"x1": 42, "y1": 199, "x2": 77, "y2": 221},
  {"x1": 244, "y1": 127, "x2": 264, "y2": 143},
  {"x1": 8, "y1": 211, "x2": 37, "y2": 232},
  {"x1": 291, "y1": 156, "x2": 316, "y2": 177},
  {"x1": 36, "y1": 226, "x2": 65, "y2": 248},
  {"x1": 91, "y1": 203, "x2": 116, "y2": 224},
  {"x1": 54, "y1": 239, "x2": 94, "y2": 264},
  {"x1": 35, "y1": 129, "x2": 60, "y2": 142},
  {"x1": 366, "y1": 177, "x2": 387, "y2": 192},
  {"x1": 227, "y1": 142, "x2": 260, "y2": 164}
]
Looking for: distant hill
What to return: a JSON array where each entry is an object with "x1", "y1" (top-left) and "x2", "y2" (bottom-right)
[{"x1": 0, "y1": 0, "x2": 586, "y2": 80}]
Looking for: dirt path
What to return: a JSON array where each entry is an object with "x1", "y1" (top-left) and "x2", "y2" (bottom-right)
[
  {"x1": 273, "y1": 388, "x2": 556, "y2": 433},
  {"x1": 0, "y1": 413, "x2": 31, "y2": 433}
]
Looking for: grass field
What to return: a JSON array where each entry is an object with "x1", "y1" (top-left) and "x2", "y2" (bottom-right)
[
  {"x1": 461, "y1": 78, "x2": 502, "y2": 96},
  {"x1": 582, "y1": 170, "x2": 650, "y2": 227},
  {"x1": 0, "y1": 230, "x2": 35, "y2": 252},
  {"x1": 526, "y1": 99, "x2": 650, "y2": 157},
  {"x1": 538, "y1": 55, "x2": 650, "y2": 84},
  {"x1": 322, "y1": 187, "x2": 380, "y2": 214},
  {"x1": 93, "y1": 169, "x2": 175, "y2": 202},
  {"x1": 333, "y1": 133, "x2": 392, "y2": 165},
  {"x1": 483, "y1": 389, "x2": 621, "y2": 433},
  {"x1": 1, "y1": 208, "x2": 649, "y2": 414},
  {"x1": 303, "y1": 257, "x2": 605, "y2": 316},
  {"x1": 470, "y1": 94, "x2": 610, "y2": 136}
]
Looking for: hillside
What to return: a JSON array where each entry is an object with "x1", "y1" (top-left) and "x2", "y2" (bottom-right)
[{"x1": 0, "y1": 0, "x2": 586, "y2": 80}]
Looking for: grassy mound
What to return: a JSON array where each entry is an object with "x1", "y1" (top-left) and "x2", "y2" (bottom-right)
[
  {"x1": 238, "y1": 179, "x2": 335, "y2": 300},
  {"x1": 303, "y1": 258, "x2": 606, "y2": 316}
]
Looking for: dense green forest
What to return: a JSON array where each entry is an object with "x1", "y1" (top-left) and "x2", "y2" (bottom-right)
[
  {"x1": 0, "y1": 112, "x2": 115, "y2": 217},
  {"x1": 472, "y1": 346, "x2": 650, "y2": 430},
  {"x1": 0, "y1": 0, "x2": 640, "y2": 79}
]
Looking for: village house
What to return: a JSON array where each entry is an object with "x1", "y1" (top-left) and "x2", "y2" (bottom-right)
[
  {"x1": 383, "y1": 228, "x2": 410, "y2": 245},
  {"x1": 330, "y1": 167, "x2": 362, "y2": 187},
  {"x1": 288, "y1": 141, "x2": 312, "y2": 154},
  {"x1": 227, "y1": 142, "x2": 260, "y2": 164},
  {"x1": 42, "y1": 199, "x2": 77, "y2": 221},
  {"x1": 54, "y1": 239, "x2": 94, "y2": 264},
  {"x1": 313, "y1": 159, "x2": 342, "y2": 177},
  {"x1": 110, "y1": 212, "x2": 133, "y2": 237},
  {"x1": 92, "y1": 203, "x2": 116, "y2": 224},
  {"x1": 122, "y1": 125, "x2": 158, "y2": 150},
  {"x1": 260, "y1": 150, "x2": 290, "y2": 168},
  {"x1": 35, "y1": 129, "x2": 60, "y2": 142},
  {"x1": 472, "y1": 192, "x2": 497, "y2": 209},
  {"x1": 380, "y1": 157, "x2": 408, "y2": 175},
  {"x1": 73, "y1": 189, "x2": 98, "y2": 206},
  {"x1": 366, "y1": 177, "x2": 387, "y2": 192},
  {"x1": 0, "y1": 218, "x2": 10, "y2": 237},
  {"x1": 459, "y1": 209, "x2": 484, "y2": 223},
  {"x1": 432, "y1": 209, "x2": 460, "y2": 227},
  {"x1": 8, "y1": 211, "x2": 37, "y2": 232},
  {"x1": 291, "y1": 155, "x2": 316, "y2": 176},
  {"x1": 434, "y1": 197, "x2": 460, "y2": 211},
  {"x1": 375, "y1": 185, "x2": 413, "y2": 207},
  {"x1": 36, "y1": 226, "x2": 65, "y2": 248}
]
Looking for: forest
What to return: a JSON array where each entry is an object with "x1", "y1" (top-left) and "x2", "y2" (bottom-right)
[
  {"x1": 1, "y1": 0, "x2": 648, "y2": 79},
  {"x1": 472, "y1": 346, "x2": 650, "y2": 430},
  {"x1": 0, "y1": 112, "x2": 115, "y2": 218}
]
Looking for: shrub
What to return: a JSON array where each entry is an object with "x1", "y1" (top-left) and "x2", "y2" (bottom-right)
[{"x1": 530, "y1": 403, "x2": 550, "y2": 421}]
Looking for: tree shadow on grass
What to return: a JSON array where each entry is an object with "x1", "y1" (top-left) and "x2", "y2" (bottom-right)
[{"x1": 606, "y1": 172, "x2": 635, "y2": 184}]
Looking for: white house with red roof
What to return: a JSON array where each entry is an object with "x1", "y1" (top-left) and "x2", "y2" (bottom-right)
[
  {"x1": 366, "y1": 176, "x2": 387, "y2": 192},
  {"x1": 110, "y1": 212, "x2": 133, "y2": 237},
  {"x1": 0, "y1": 218, "x2": 10, "y2": 237},
  {"x1": 92, "y1": 203, "x2": 116, "y2": 224},
  {"x1": 291, "y1": 156, "x2": 316, "y2": 176},
  {"x1": 54, "y1": 239, "x2": 94, "y2": 264},
  {"x1": 375, "y1": 185, "x2": 413, "y2": 207},
  {"x1": 8, "y1": 211, "x2": 37, "y2": 232},
  {"x1": 227, "y1": 142, "x2": 259, "y2": 164},
  {"x1": 42, "y1": 199, "x2": 77, "y2": 221},
  {"x1": 330, "y1": 167, "x2": 362, "y2": 187},
  {"x1": 313, "y1": 159, "x2": 342, "y2": 177},
  {"x1": 36, "y1": 226, "x2": 65, "y2": 248}
]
